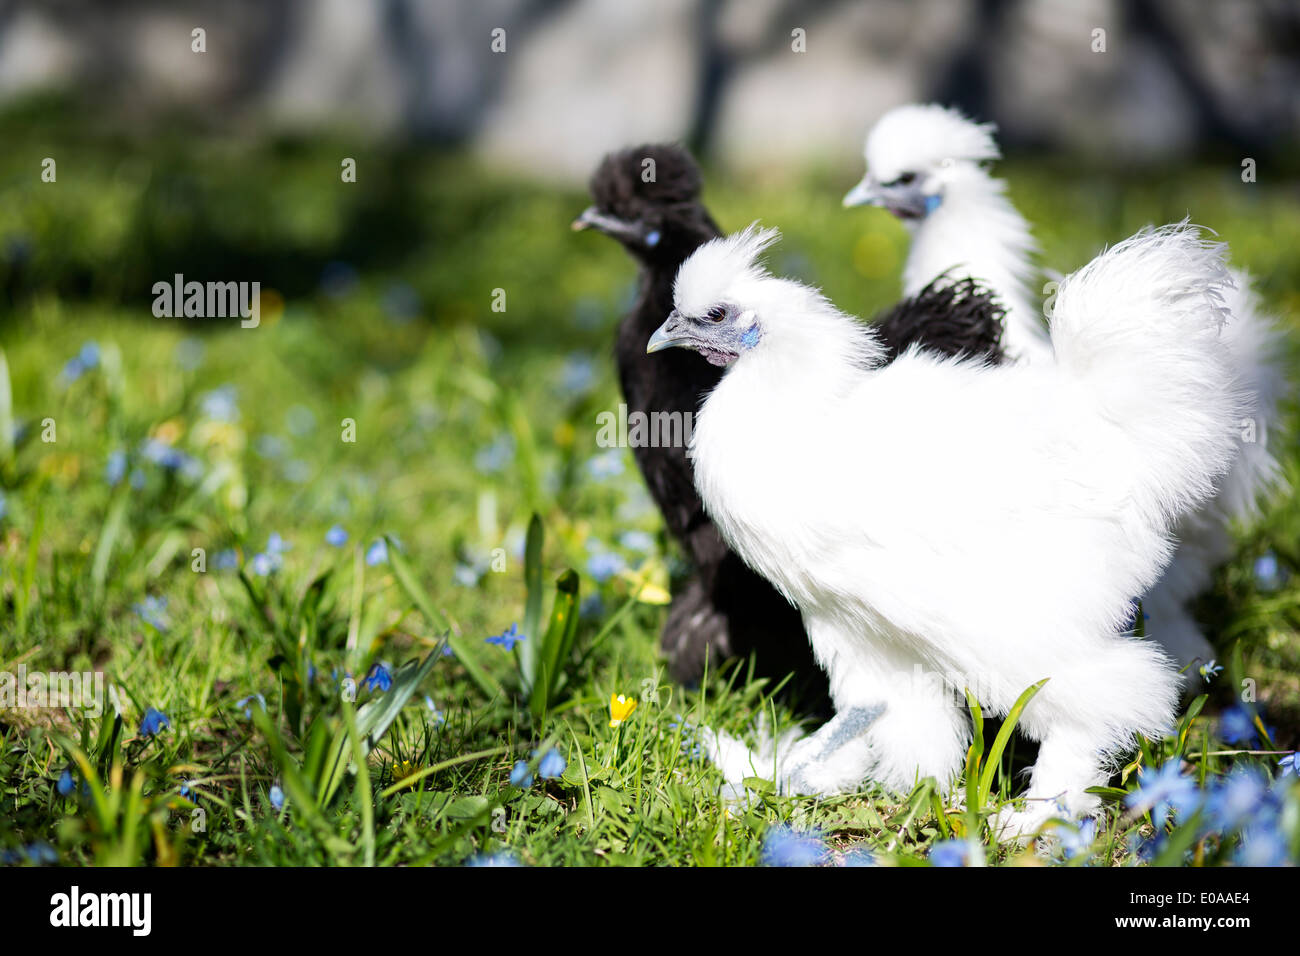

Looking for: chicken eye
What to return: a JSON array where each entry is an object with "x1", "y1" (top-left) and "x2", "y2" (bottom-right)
[
  {"x1": 704, "y1": 306, "x2": 728, "y2": 323},
  {"x1": 896, "y1": 172, "x2": 917, "y2": 186}
]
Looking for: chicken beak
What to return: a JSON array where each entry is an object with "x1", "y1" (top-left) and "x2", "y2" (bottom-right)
[
  {"x1": 571, "y1": 206, "x2": 640, "y2": 238},
  {"x1": 647, "y1": 311, "x2": 694, "y2": 354},
  {"x1": 842, "y1": 175, "x2": 883, "y2": 208}
]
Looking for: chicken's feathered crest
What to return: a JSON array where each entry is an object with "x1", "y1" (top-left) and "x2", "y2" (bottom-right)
[
  {"x1": 673, "y1": 223, "x2": 781, "y2": 317},
  {"x1": 865, "y1": 104, "x2": 1000, "y2": 183}
]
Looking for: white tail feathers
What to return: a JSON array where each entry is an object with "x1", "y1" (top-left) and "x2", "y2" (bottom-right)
[{"x1": 1049, "y1": 223, "x2": 1248, "y2": 528}]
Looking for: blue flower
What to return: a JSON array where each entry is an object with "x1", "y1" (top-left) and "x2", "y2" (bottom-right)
[
  {"x1": 325, "y1": 525, "x2": 348, "y2": 547},
  {"x1": 559, "y1": 354, "x2": 595, "y2": 395},
  {"x1": 1254, "y1": 552, "x2": 1284, "y2": 591},
  {"x1": 269, "y1": 784, "x2": 285, "y2": 811},
  {"x1": 363, "y1": 662, "x2": 392, "y2": 692},
  {"x1": 22, "y1": 842, "x2": 57, "y2": 865},
  {"x1": 760, "y1": 824, "x2": 828, "y2": 867},
  {"x1": 0, "y1": 490, "x2": 6, "y2": 520},
  {"x1": 424, "y1": 695, "x2": 446, "y2": 725},
  {"x1": 57, "y1": 769, "x2": 75, "y2": 796},
  {"x1": 266, "y1": 532, "x2": 292, "y2": 556},
  {"x1": 510, "y1": 760, "x2": 534, "y2": 788},
  {"x1": 179, "y1": 780, "x2": 192, "y2": 798},
  {"x1": 214, "y1": 549, "x2": 239, "y2": 571},
  {"x1": 586, "y1": 550, "x2": 625, "y2": 583},
  {"x1": 105, "y1": 449, "x2": 127, "y2": 487},
  {"x1": 1279, "y1": 753, "x2": 1299, "y2": 777},
  {"x1": 466, "y1": 851, "x2": 521, "y2": 867},
  {"x1": 1199, "y1": 659, "x2": 1223, "y2": 682},
  {"x1": 1219, "y1": 706, "x2": 1259, "y2": 745},
  {"x1": 140, "y1": 438, "x2": 196, "y2": 473},
  {"x1": 538, "y1": 748, "x2": 566, "y2": 780},
  {"x1": 486, "y1": 622, "x2": 525, "y2": 651},
  {"x1": 475, "y1": 435, "x2": 515, "y2": 474},
  {"x1": 60, "y1": 341, "x2": 100, "y2": 383},
  {"x1": 1125, "y1": 760, "x2": 1201, "y2": 829},
  {"x1": 585, "y1": 449, "x2": 625, "y2": 481},
  {"x1": 618, "y1": 529, "x2": 655, "y2": 553},
  {"x1": 365, "y1": 539, "x2": 388, "y2": 566},
  {"x1": 250, "y1": 552, "x2": 278, "y2": 576},
  {"x1": 139, "y1": 707, "x2": 170, "y2": 737},
  {"x1": 133, "y1": 595, "x2": 169, "y2": 632},
  {"x1": 1057, "y1": 818, "x2": 1097, "y2": 860},
  {"x1": 1206, "y1": 767, "x2": 1271, "y2": 832},
  {"x1": 929, "y1": 838, "x2": 979, "y2": 867},
  {"x1": 235, "y1": 694, "x2": 266, "y2": 719},
  {"x1": 199, "y1": 385, "x2": 239, "y2": 423},
  {"x1": 840, "y1": 847, "x2": 876, "y2": 867},
  {"x1": 452, "y1": 562, "x2": 481, "y2": 587}
]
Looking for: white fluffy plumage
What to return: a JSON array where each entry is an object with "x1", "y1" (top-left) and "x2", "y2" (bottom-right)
[
  {"x1": 675, "y1": 223, "x2": 1247, "y2": 832},
  {"x1": 851, "y1": 103, "x2": 1288, "y2": 684}
]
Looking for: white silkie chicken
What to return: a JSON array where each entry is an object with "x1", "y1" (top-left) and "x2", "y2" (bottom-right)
[
  {"x1": 648, "y1": 222, "x2": 1246, "y2": 833},
  {"x1": 844, "y1": 104, "x2": 1286, "y2": 684}
]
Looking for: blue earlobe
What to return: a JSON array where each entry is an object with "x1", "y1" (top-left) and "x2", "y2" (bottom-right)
[
  {"x1": 645, "y1": 230, "x2": 661, "y2": 247},
  {"x1": 741, "y1": 324, "x2": 761, "y2": 350},
  {"x1": 924, "y1": 194, "x2": 942, "y2": 215}
]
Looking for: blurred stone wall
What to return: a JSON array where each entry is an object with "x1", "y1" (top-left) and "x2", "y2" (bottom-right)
[{"x1": 0, "y1": 0, "x2": 1296, "y2": 179}]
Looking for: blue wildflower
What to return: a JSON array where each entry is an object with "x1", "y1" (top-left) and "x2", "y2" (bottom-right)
[
  {"x1": 474, "y1": 435, "x2": 515, "y2": 474},
  {"x1": 199, "y1": 385, "x2": 239, "y2": 423},
  {"x1": 266, "y1": 532, "x2": 292, "y2": 556},
  {"x1": 214, "y1": 549, "x2": 238, "y2": 571},
  {"x1": 466, "y1": 851, "x2": 522, "y2": 867},
  {"x1": 1254, "y1": 552, "x2": 1284, "y2": 591},
  {"x1": 760, "y1": 824, "x2": 828, "y2": 867},
  {"x1": 250, "y1": 552, "x2": 277, "y2": 576},
  {"x1": 452, "y1": 562, "x2": 481, "y2": 587},
  {"x1": 585, "y1": 449, "x2": 625, "y2": 481},
  {"x1": 510, "y1": 760, "x2": 534, "y2": 788},
  {"x1": 1206, "y1": 767, "x2": 1271, "y2": 832},
  {"x1": 1279, "y1": 753, "x2": 1299, "y2": 777},
  {"x1": 57, "y1": 769, "x2": 75, "y2": 797},
  {"x1": 618, "y1": 529, "x2": 655, "y2": 553},
  {"x1": 105, "y1": 449, "x2": 127, "y2": 487},
  {"x1": 929, "y1": 838, "x2": 979, "y2": 867},
  {"x1": 1057, "y1": 818, "x2": 1097, "y2": 860},
  {"x1": 325, "y1": 524, "x2": 348, "y2": 547},
  {"x1": 363, "y1": 662, "x2": 392, "y2": 692},
  {"x1": 559, "y1": 354, "x2": 595, "y2": 395},
  {"x1": 840, "y1": 847, "x2": 876, "y2": 867},
  {"x1": 133, "y1": 595, "x2": 169, "y2": 632},
  {"x1": 1125, "y1": 760, "x2": 1201, "y2": 829},
  {"x1": 365, "y1": 539, "x2": 388, "y2": 566},
  {"x1": 1199, "y1": 659, "x2": 1223, "y2": 682},
  {"x1": 23, "y1": 842, "x2": 57, "y2": 865},
  {"x1": 139, "y1": 707, "x2": 170, "y2": 737},
  {"x1": 0, "y1": 490, "x2": 6, "y2": 520},
  {"x1": 486, "y1": 622, "x2": 525, "y2": 651},
  {"x1": 424, "y1": 695, "x2": 446, "y2": 725},
  {"x1": 179, "y1": 780, "x2": 192, "y2": 798},
  {"x1": 235, "y1": 694, "x2": 266, "y2": 719},
  {"x1": 586, "y1": 550, "x2": 625, "y2": 583},
  {"x1": 537, "y1": 748, "x2": 566, "y2": 780},
  {"x1": 269, "y1": 784, "x2": 285, "y2": 811},
  {"x1": 1219, "y1": 706, "x2": 1259, "y2": 745}
]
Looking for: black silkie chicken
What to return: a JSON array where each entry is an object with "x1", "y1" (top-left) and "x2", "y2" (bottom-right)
[{"x1": 573, "y1": 144, "x2": 1005, "y2": 698}]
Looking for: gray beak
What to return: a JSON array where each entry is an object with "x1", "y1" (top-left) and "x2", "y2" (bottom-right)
[
  {"x1": 842, "y1": 175, "x2": 884, "y2": 208},
  {"x1": 571, "y1": 205, "x2": 641, "y2": 239},
  {"x1": 844, "y1": 176, "x2": 931, "y2": 219},
  {"x1": 647, "y1": 311, "x2": 694, "y2": 354}
]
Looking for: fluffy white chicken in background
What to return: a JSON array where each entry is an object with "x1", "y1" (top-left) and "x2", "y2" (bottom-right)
[
  {"x1": 843, "y1": 103, "x2": 1287, "y2": 686},
  {"x1": 649, "y1": 223, "x2": 1246, "y2": 833}
]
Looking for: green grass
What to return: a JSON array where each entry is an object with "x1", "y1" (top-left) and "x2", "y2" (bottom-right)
[{"x1": 2, "y1": 105, "x2": 1299, "y2": 866}]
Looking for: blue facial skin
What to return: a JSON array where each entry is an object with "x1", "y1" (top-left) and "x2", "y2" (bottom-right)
[
  {"x1": 645, "y1": 229, "x2": 661, "y2": 247},
  {"x1": 924, "y1": 194, "x2": 943, "y2": 215}
]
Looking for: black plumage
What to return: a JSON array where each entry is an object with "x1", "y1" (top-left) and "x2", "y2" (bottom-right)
[{"x1": 577, "y1": 144, "x2": 1005, "y2": 703}]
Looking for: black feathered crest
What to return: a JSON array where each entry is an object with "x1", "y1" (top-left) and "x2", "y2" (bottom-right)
[{"x1": 589, "y1": 143, "x2": 704, "y2": 217}]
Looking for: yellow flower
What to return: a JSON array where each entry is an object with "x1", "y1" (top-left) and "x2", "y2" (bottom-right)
[
  {"x1": 392, "y1": 759, "x2": 420, "y2": 789},
  {"x1": 609, "y1": 693, "x2": 637, "y2": 728}
]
